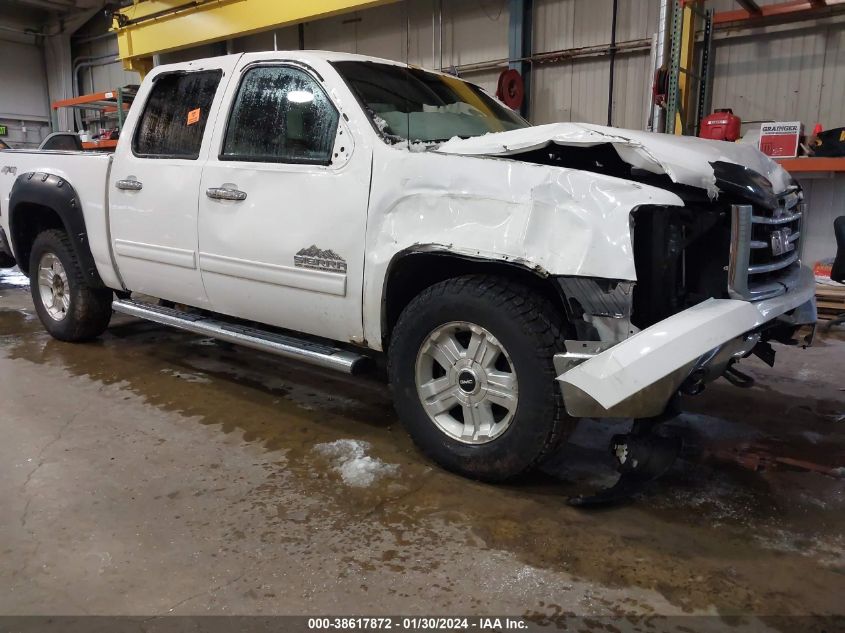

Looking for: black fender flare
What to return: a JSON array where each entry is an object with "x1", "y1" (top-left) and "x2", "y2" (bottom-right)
[
  {"x1": 379, "y1": 245, "x2": 566, "y2": 345},
  {"x1": 8, "y1": 171, "x2": 105, "y2": 287}
]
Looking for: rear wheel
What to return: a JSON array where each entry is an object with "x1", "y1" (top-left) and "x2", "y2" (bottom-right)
[
  {"x1": 29, "y1": 229, "x2": 113, "y2": 341},
  {"x1": 388, "y1": 275, "x2": 572, "y2": 482}
]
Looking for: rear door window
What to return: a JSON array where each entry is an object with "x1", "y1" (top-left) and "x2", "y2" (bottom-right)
[
  {"x1": 221, "y1": 66, "x2": 339, "y2": 165},
  {"x1": 133, "y1": 70, "x2": 222, "y2": 159}
]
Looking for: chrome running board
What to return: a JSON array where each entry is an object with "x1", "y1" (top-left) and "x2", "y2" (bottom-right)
[{"x1": 112, "y1": 299, "x2": 370, "y2": 374}]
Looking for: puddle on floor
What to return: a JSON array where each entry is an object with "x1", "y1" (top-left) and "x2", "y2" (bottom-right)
[
  {"x1": 0, "y1": 266, "x2": 30, "y2": 289},
  {"x1": 0, "y1": 296, "x2": 843, "y2": 621}
]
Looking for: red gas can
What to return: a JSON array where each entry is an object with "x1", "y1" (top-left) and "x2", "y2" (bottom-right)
[{"x1": 699, "y1": 109, "x2": 741, "y2": 142}]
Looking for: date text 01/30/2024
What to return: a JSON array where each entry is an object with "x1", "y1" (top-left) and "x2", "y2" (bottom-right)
[{"x1": 307, "y1": 617, "x2": 528, "y2": 630}]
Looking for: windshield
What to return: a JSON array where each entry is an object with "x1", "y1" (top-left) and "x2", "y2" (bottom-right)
[{"x1": 332, "y1": 61, "x2": 528, "y2": 144}]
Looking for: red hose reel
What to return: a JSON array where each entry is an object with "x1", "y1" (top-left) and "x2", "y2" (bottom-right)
[{"x1": 496, "y1": 69, "x2": 525, "y2": 110}]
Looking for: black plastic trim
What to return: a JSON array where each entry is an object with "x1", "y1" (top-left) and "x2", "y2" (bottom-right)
[
  {"x1": 380, "y1": 246, "x2": 567, "y2": 346},
  {"x1": 8, "y1": 172, "x2": 105, "y2": 287},
  {"x1": 710, "y1": 160, "x2": 778, "y2": 211}
]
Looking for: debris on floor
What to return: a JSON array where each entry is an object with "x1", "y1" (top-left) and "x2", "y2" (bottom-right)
[
  {"x1": 703, "y1": 439, "x2": 845, "y2": 477},
  {"x1": 314, "y1": 439, "x2": 400, "y2": 487}
]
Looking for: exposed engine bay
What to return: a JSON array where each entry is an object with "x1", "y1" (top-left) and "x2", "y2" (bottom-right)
[{"x1": 438, "y1": 129, "x2": 810, "y2": 350}]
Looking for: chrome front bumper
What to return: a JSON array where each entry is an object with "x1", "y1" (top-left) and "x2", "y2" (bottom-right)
[{"x1": 555, "y1": 265, "x2": 817, "y2": 418}]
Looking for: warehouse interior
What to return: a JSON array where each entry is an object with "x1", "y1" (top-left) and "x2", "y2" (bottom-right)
[
  {"x1": 0, "y1": 0, "x2": 843, "y2": 630},
  {"x1": 3, "y1": 1, "x2": 844, "y2": 262}
]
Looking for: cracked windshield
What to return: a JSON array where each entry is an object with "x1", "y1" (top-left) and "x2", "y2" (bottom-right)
[{"x1": 333, "y1": 60, "x2": 528, "y2": 144}]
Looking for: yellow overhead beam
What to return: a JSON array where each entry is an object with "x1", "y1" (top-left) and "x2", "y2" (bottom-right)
[{"x1": 114, "y1": 0, "x2": 400, "y2": 73}]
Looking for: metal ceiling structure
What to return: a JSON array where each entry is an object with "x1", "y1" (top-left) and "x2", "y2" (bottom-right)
[
  {"x1": 0, "y1": 0, "x2": 101, "y2": 37},
  {"x1": 3, "y1": 0, "x2": 102, "y2": 17},
  {"x1": 7, "y1": 0, "x2": 86, "y2": 12},
  {"x1": 112, "y1": 0, "x2": 401, "y2": 74}
]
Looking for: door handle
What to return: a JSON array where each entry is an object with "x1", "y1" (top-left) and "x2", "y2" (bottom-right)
[
  {"x1": 116, "y1": 178, "x2": 143, "y2": 191},
  {"x1": 206, "y1": 186, "x2": 247, "y2": 201}
]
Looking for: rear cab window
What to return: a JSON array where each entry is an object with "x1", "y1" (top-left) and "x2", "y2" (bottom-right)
[{"x1": 133, "y1": 70, "x2": 223, "y2": 159}]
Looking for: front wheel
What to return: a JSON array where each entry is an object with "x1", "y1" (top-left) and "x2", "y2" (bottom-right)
[
  {"x1": 29, "y1": 229, "x2": 113, "y2": 342},
  {"x1": 388, "y1": 275, "x2": 572, "y2": 482}
]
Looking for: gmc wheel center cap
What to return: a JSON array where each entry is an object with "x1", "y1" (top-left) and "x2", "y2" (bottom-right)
[{"x1": 457, "y1": 370, "x2": 478, "y2": 394}]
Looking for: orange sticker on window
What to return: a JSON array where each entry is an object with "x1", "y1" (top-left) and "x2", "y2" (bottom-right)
[{"x1": 186, "y1": 108, "x2": 201, "y2": 125}]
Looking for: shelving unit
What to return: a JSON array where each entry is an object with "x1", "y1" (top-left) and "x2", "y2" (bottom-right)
[
  {"x1": 775, "y1": 157, "x2": 845, "y2": 174},
  {"x1": 51, "y1": 86, "x2": 138, "y2": 151}
]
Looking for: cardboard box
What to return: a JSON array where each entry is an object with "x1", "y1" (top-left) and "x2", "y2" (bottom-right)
[{"x1": 759, "y1": 121, "x2": 802, "y2": 158}]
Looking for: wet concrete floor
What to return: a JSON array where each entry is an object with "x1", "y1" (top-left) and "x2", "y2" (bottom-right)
[{"x1": 0, "y1": 268, "x2": 843, "y2": 629}]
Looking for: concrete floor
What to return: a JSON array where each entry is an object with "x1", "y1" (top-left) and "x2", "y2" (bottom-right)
[{"x1": 0, "y1": 268, "x2": 843, "y2": 629}]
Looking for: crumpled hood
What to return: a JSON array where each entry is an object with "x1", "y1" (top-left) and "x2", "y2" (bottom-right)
[{"x1": 435, "y1": 122, "x2": 793, "y2": 198}]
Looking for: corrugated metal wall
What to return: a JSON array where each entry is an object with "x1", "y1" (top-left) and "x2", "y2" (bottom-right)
[
  {"x1": 531, "y1": 0, "x2": 656, "y2": 129},
  {"x1": 800, "y1": 178, "x2": 842, "y2": 267},
  {"x1": 0, "y1": 8, "x2": 52, "y2": 148},
  {"x1": 74, "y1": 0, "x2": 845, "y2": 262},
  {"x1": 0, "y1": 38, "x2": 52, "y2": 148},
  {"x1": 80, "y1": 0, "x2": 845, "y2": 135},
  {"x1": 228, "y1": 1, "x2": 511, "y2": 95},
  {"x1": 75, "y1": 36, "x2": 138, "y2": 97},
  {"x1": 215, "y1": 1, "x2": 845, "y2": 136},
  {"x1": 292, "y1": 0, "x2": 843, "y2": 262},
  {"x1": 711, "y1": 23, "x2": 844, "y2": 134}
]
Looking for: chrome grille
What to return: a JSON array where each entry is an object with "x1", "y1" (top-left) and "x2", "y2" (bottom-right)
[{"x1": 728, "y1": 190, "x2": 804, "y2": 301}]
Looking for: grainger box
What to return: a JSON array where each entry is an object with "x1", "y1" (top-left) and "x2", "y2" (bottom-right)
[{"x1": 759, "y1": 121, "x2": 802, "y2": 158}]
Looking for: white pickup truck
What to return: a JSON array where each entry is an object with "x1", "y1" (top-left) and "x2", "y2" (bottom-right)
[{"x1": 0, "y1": 51, "x2": 816, "y2": 496}]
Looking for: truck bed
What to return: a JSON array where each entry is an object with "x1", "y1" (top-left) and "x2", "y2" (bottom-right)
[{"x1": 0, "y1": 150, "x2": 120, "y2": 289}]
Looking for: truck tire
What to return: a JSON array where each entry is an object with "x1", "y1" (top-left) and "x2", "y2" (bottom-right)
[
  {"x1": 388, "y1": 274, "x2": 572, "y2": 482},
  {"x1": 28, "y1": 229, "x2": 112, "y2": 342}
]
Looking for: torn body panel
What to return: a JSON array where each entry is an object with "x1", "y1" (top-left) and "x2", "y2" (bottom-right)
[
  {"x1": 362, "y1": 143, "x2": 684, "y2": 349},
  {"x1": 435, "y1": 122, "x2": 793, "y2": 199}
]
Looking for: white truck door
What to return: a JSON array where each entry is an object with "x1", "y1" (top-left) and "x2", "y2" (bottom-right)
[
  {"x1": 109, "y1": 56, "x2": 240, "y2": 307},
  {"x1": 197, "y1": 62, "x2": 371, "y2": 342}
]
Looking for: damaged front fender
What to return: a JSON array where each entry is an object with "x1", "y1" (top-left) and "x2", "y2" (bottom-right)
[{"x1": 362, "y1": 144, "x2": 683, "y2": 348}]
